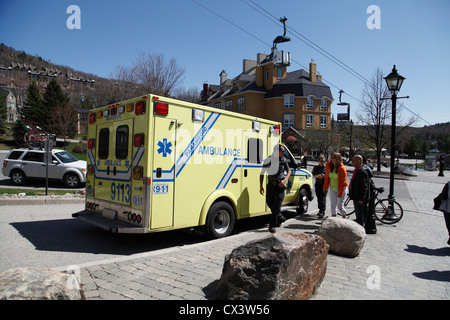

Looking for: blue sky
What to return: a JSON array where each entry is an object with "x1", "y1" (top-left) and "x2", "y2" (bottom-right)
[{"x1": 1, "y1": 0, "x2": 449, "y2": 126}]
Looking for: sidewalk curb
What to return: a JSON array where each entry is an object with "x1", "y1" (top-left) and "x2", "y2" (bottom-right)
[{"x1": 0, "y1": 198, "x2": 84, "y2": 206}]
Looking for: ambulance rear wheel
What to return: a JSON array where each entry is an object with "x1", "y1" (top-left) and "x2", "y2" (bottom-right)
[{"x1": 205, "y1": 202, "x2": 235, "y2": 239}]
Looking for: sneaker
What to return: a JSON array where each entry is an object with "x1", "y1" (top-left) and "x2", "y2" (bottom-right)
[
  {"x1": 318, "y1": 212, "x2": 325, "y2": 219},
  {"x1": 269, "y1": 227, "x2": 276, "y2": 233}
]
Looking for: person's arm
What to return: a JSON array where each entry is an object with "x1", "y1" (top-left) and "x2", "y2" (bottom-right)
[{"x1": 259, "y1": 174, "x2": 265, "y2": 195}]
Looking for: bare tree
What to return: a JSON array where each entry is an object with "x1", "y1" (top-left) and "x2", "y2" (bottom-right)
[
  {"x1": 173, "y1": 85, "x2": 201, "y2": 103},
  {"x1": 109, "y1": 65, "x2": 145, "y2": 101},
  {"x1": 110, "y1": 51, "x2": 186, "y2": 100},
  {"x1": 357, "y1": 68, "x2": 417, "y2": 171},
  {"x1": 49, "y1": 102, "x2": 77, "y2": 147}
]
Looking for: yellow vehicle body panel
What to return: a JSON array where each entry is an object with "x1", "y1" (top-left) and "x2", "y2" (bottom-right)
[{"x1": 78, "y1": 94, "x2": 313, "y2": 236}]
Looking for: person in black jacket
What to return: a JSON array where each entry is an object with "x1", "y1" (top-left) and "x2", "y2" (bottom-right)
[
  {"x1": 312, "y1": 154, "x2": 327, "y2": 218},
  {"x1": 349, "y1": 155, "x2": 370, "y2": 226}
]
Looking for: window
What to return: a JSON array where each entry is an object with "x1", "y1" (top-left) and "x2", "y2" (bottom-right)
[
  {"x1": 116, "y1": 125, "x2": 129, "y2": 160},
  {"x1": 320, "y1": 98, "x2": 328, "y2": 110},
  {"x1": 55, "y1": 151, "x2": 78, "y2": 163},
  {"x1": 248, "y1": 138, "x2": 263, "y2": 164},
  {"x1": 306, "y1": 96, "x2": 315, "y2": 109},
  {"x1": 22, "y1": 151, "x2": 43, "y2": 162},
  {"x1": 98, "y1": 128, "x2": 109, "y2": 159},
  {"x1": 7, "y1": 151, "x2": 24, "y2": 160},
  {"x1": 306, "y1": 114, "x2": 314, "y2": 128},
  {"x1": 237, "y1": 97, "x2": 245, "y2": 111},
  {"x1": 225, "y1": 100, "x2": 233, "y2": 111},
  {"x1": 277, "y1": 68, "x2": 282, "y2": 80},
  {"x1": 320, "y1": 115, "x2": 328, "y2": 128},
  {"x1": 214, "y1": 102, "x2": 221, "y2": 109},
  {"x1": 265, "y1": 68, "x2": 269, "y2": 80},
  {"x1": 283, "y1": 94, "x2": 295, "y2": 108},
  {"x1": 283, "y1": 113, "x2": 295, "y2": 131}
]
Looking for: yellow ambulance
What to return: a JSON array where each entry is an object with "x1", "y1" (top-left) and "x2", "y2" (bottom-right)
[{"x1": 73, "y1": 94, "x2": 313, "y2": 238}]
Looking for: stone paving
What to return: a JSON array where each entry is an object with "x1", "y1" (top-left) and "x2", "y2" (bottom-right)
[{"x1": 75, "y1": 170, "x2": 450, "y2": 300}]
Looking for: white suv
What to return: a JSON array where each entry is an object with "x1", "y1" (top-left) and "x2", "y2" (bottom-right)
[{"x1": 2, "y1": 148, "x2": 86, "y2": 188}]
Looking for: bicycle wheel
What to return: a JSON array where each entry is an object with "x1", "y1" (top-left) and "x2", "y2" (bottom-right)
[
  {"x1": 374, "y1": 198, "x2": 403, "y2": 224},
  {"x1": 339, "y1": 196, "x2": 355, "y2": 217}
]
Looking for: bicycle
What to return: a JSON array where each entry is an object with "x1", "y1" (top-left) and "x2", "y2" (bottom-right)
[{"x1": 340, "y1": 186, "x2": 403, "y2": 224}]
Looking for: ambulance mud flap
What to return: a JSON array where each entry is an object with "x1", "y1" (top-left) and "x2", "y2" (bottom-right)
[{"x1": 72, "y1": 211, "x2": 147, "y2": 233}]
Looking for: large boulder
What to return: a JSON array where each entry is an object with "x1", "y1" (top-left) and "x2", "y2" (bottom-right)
[
  {"x1": 0, "y1": 267, "x2": 82, "y2": 300},
  {"x1": 316, "y1": 217, "x2": 366, "y2": 257},
  {"x1": 216, "y1": 232, "x2": 329, "y2": 300}
]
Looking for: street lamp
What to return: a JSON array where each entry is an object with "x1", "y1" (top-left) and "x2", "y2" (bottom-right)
[{"x1": 384, "y1": 65, "x2": 408, "y2": 220}]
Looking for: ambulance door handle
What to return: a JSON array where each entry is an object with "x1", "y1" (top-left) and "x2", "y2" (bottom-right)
[
  {"x1": 106, "y1": 166, "x2": 110, "y2": 175},
  {"x1": 113, "y1": 166, "x2": 117, "y2": 176},
  {"x1": 244, "y1": 169, "x2": 248, "y2": 177},
  {"x1": 156, "y1": 168, "x2": 162, "y2": 178}
]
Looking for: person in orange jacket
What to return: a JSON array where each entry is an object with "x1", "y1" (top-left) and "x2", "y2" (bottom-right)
[{"x1": 323, "y1": 152, "x2": 348, "y2": 218}]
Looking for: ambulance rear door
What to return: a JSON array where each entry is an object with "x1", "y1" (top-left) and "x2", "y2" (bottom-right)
[{"x1": 94, "y1": 119, "x2": 133, "y2": 206}]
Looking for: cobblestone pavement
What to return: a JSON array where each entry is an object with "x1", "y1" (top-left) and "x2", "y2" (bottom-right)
[{"x1": 71, "y1": 170, "x2": 449, "y2": 300}]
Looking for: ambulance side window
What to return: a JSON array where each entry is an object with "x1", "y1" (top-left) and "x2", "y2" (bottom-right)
[
  {"x1": 248, "y1": 138, "x2": 263, "y2": 164},
  {"x1": 116, "y1": 125, "x2": 129, "y2": 160},
  {"x1": 98, "y1": 128, "x2": 109, "y2": 159}
]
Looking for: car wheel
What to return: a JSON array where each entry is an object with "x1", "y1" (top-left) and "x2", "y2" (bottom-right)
[
  {"x1": 11, "y1": 170, "x2": 26, "y2": 186},
  {"x1": 296, "y1": 188, "x2": 309, "y2": 215},
  {"x1": 64, "y1": 173, "x2": 80, "y2": 188}
]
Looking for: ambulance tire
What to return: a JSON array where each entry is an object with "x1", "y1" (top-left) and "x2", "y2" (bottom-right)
[
  {"x1": 296, "y1": 188, "x2": 309, "y2": 215},
  {"x1": 205, "y1": 202, "x2": 235, "y2": 239}
]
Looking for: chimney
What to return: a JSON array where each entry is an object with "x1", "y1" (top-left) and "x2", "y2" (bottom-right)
[
  {"x1": 317, "y1": 74, "x2": 322, "y2": 82},
  {"x1": 257, "y1": 53, "x2": 268, "y2": 65},
  {"x1": 309, "y1": 60, "x2": 317, "y2": 82},
  {"x1": 243, "y1": 59, "x2": 257, "y2": 73},
  {"x1": 220, "y1": 70, "x2": 227, "y2": 85},
  {"x1": 201, "y1": 82, "x2": 208, "y2": 99}
]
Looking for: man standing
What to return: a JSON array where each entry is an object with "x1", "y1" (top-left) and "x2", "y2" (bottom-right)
[
  {"x1": 312, "y1": 154, "x2": 327, "y2": 218},
  {"x1": 260, "y1": 144, "x2": 291, "y2": 233},
  {"x1": 349, "y1": 155, "x2": 370, "y2": 226}
]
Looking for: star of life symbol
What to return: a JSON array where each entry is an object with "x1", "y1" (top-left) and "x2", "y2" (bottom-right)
[{"x1": 157, "y1": 138, "x2": 172, "y2": 157}]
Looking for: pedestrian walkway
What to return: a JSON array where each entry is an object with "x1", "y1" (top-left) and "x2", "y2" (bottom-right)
[{"x1": 72, "y1": 170, "x2": 449, "y2": 300}]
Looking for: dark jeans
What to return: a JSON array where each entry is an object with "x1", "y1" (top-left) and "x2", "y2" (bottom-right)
[
  {"x1": 354, "y1": 200, "x2": 366, "y2": 226},
  {"x1": 266, "y1": 183, "x2": 285, "y2": 228},
  {"x1": 444, "y1": 211, "x2": 450, "y2": 237},
  {"x1": 315, "y1": 182, "x2": 326, "y2": 214}
]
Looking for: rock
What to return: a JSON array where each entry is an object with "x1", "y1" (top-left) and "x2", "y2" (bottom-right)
[
  {"x1": 0, "y1": 267, "x2": 82, "y2": 300},
  {"x1": 216, "y1": 232, "x2": 329, "y2": 300},
  {"x1": 316, "y1": 217, "x2": 366, "y2": 257}
]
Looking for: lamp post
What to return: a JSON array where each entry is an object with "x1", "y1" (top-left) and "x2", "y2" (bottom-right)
[{"x1": 384, "y1": 65, "x2": 407, "y2": 219}]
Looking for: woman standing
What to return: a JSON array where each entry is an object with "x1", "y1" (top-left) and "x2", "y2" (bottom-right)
[{"x1": 323, "y1": 153, "x2": 348, "y2": 218}]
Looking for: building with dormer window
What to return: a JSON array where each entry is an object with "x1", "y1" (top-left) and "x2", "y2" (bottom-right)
[{"x1": 200, "y1": 52, "x2": 333, "y2": 134}]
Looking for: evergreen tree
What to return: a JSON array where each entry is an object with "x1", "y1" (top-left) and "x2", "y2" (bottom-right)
[
  {"x1": 23, "y1": 81, "x2": 44, "y2": 126},
  {"x1": 42, "y1": 78, "x2": 69, "y2": 131}
]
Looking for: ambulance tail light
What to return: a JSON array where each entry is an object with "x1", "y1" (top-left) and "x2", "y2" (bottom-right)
[
  {"x1": 154, "y1": 101, "x2": 169, "y2": 115},
  {"x1": 88, "y1": 139, "x2": 95, "y2": 149},
  {"x1": 89, "y1": 113, "x2": 96, "y2": 124},
  {"x1": 133, "y1": 133, "x2": 144, "y2": 147},
  {"x1": 133, "y1": 166, "x2": 143, "y2": 180},
  {"x1": 135, "y1": 101, "x2": 146, "y2": 115}
]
